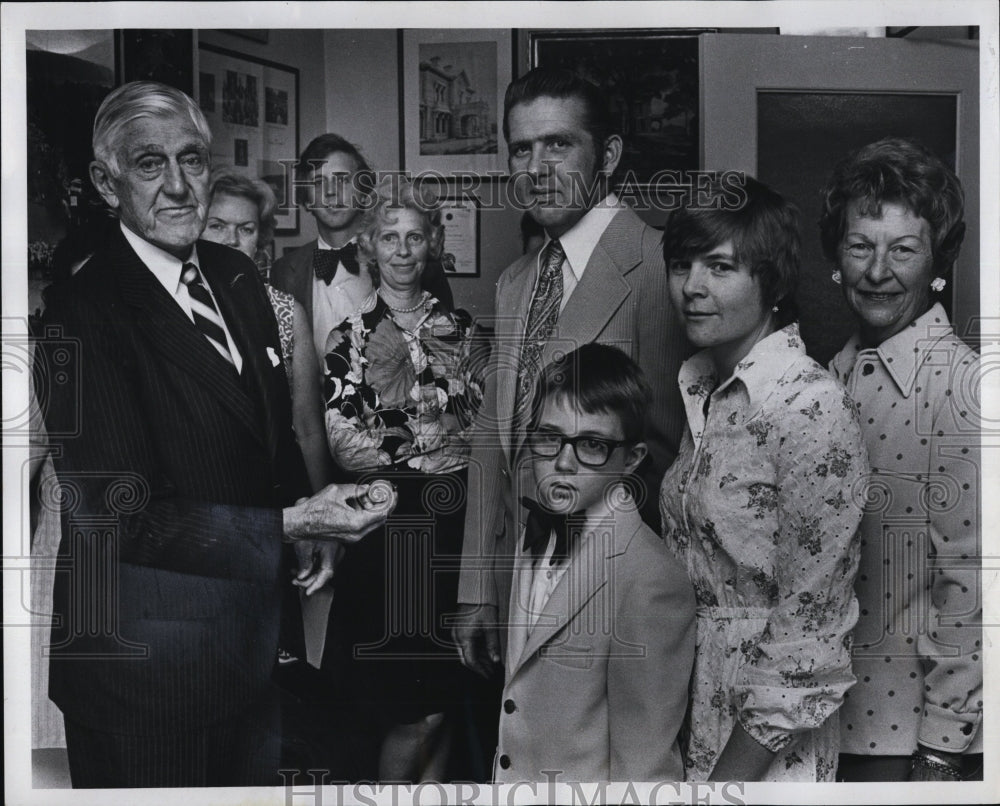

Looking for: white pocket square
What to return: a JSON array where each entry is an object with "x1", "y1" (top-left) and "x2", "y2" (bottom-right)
[{"x1": 266, "y1": 346, "x2": 281, "y2": 367}]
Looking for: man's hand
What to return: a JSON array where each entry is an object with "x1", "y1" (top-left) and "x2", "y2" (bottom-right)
[
  {"x1": 283, "y1": 481, "x2": 396, "y2": 543},
  {"x1": 292, "y1": 539, "x2": 344, "y2": 595},
  {"x1": 452, "y1": 602, "x2": 502, "y2": 679}
]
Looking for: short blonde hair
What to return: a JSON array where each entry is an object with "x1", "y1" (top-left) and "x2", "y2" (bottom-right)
[{"x1": 357, "y1": 179, "x2": 444, "y2": 278}]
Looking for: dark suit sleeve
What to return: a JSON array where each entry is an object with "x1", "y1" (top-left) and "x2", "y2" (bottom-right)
[
  {"x1": 37, "y1": 284, "x2": 283, "y2": 582},
  {"x1": 421, "y1": 257, "x2": 455, "y2": 310}
]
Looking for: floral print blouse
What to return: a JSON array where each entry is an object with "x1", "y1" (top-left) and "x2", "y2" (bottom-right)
[
  {"x1": 830, "y1": 303, "x2": 982, "y2": 757},
  {"x1": 660, "y1": 323, "x2": 868, "y2": 781},
  {"x1": 323, "y1": 292, "x2": 483, "y2": 475}
]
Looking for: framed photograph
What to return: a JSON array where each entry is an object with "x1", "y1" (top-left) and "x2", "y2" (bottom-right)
[
  {"x1": 197, "y1": 42, "x2": 300, "y2": 234},
  {"x1": 528, "y1": 29, "x2": 709, "y2": 185},
  {"x1": 120, "y1": 29, "x2": 195, "y2": 95},
  {"x1": 400, "y1": 29, "x2": 513, "y2": 177},
  {"x1": 438, "y1": 195, "x2": 480, "y2": 277}
]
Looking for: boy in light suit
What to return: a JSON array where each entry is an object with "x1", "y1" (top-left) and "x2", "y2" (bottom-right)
[{"x1": 493, "y1": 344, "x2": 696, "y2": 783}]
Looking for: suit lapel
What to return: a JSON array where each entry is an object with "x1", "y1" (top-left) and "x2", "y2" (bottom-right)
[
  {"x1": 496, "y1": 252, "x2": 537, "y2": 455},
  {"x1": 294, "y1": 241, "x2": 316, "y2": 317},
  {"x1": 507, "y1": 501, "x2": 642, "y2": 679},
  {"x1": 540, "y1": 209, "x2": 639, "y2": 371},
  {"x1": 112, "y1": 233, "x2": 265, "y2": 445}
]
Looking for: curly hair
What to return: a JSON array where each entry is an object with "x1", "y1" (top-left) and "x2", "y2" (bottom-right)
[
  {"x1": 818, "y1": 137, "x2": 965, "y2": 276},
  {"x1": 356, "y1": 178, "x2": 445, "y2": 284}
]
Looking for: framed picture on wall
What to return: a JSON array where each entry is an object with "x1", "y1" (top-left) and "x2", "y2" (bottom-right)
[
  {"x1": 400, "y1": 29, "x2": 513, "y2": 177},
  {"x1": 438, "y1": 194, "x2": 480, "y2": 277},
  {"x1": 120, "y1": 29, "x2": 195, "y2": 95},
  {"x1": 526, "y1": 29, "x2": 710, "y2": 187},
  {"x1": 197, "y1": 42, "x2": 300, "y2": 234}
]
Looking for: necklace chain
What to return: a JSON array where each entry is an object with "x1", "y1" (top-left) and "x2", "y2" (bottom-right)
[{"x1": 379, "y1": 289, "x2": 428, "y2": 313}]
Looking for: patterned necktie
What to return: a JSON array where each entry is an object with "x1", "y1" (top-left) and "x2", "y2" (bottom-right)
[
  {"x1": 512, "y1": 239, "x2": 564, "y2": 437},
  {"x1": 313, "y1": 243, "x2": 360, "y2": 284},
  {"x1": 520, "y1": 497, "x2": 585, "y2": 566},
  {"x1": 180, "y1": 263, "x2": 235, "y2": 367}
]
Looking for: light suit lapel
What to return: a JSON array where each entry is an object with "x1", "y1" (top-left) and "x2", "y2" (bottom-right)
[{"x1": 506, "y1": 501, "x2": 643, "y2": 679}]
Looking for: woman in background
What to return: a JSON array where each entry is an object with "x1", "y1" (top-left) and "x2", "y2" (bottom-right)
[
  {"x1": 659, "y1": 177, "x2": 867, "y2": 781},
  {"x1": 820, "y1": 138, "x2": 982, "y2": 782}
]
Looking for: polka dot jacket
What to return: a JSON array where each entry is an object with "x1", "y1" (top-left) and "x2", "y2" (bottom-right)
[
  {"x1": 661, "y1": 323, "x2": 867, "y2": 781},
  {"x1": 830, "y1": 303, "x2": 983, "y2": 756}
]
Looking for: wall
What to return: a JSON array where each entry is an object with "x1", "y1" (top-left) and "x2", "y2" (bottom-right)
[
  {"x1": 322, "y1": 30, "x2": 521, "y2": 322},
  {"x1": 198, "y1": 28, "x2": 328, "y2": 259}
]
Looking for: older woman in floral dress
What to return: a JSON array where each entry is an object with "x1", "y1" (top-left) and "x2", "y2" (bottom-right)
[
  {"x1": 321, "y1": 180, "x2": 483, "y2": 782},
  {"x1": 659, "y1": 177, "x2": 868, "y2": 782}
]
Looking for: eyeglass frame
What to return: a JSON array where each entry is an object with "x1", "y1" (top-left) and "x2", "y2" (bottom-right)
[{"x1": 525, "y1": 430, "x2": 631, "y2": 468}]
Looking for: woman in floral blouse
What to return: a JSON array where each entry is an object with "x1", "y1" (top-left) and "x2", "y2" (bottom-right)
[
  {"x1": 659, "y1": 177, "x2": 868, "y2": 781},
  {"x1": 322, "y1": 180, "x2": 483, "y2": 781},
  {"x1": 821, "y1": 139, "x2": 982, "y2": 782}
]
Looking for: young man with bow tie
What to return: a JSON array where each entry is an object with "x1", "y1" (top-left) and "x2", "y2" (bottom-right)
[
  {"x1": 270, "y1": 133, "x2": 453, "y2": 369},
  {"x1": 493, "y1": 344, "x2": 695, "y2": 783}
]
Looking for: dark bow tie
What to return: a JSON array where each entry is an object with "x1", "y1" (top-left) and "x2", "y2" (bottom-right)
[
  {"x1": 521, "y1": 497, "x2": 586, "y2": 565},
  {"x1": 313, "y1": 243, "x2": 360, "y2": 283}
]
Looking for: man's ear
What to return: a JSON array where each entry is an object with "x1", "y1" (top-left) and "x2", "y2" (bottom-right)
[
  {"x1": 89, "y1": 161, "x2": 120, "y2": 210},
  {"x1": 623, "y1": 440, "x2": 648, "y2": 475},
  {"x1": 600, "y1": 134, "x2": 623, "y2": 178}
]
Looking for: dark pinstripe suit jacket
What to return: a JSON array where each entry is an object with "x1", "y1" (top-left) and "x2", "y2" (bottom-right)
[
  {"x1": 457, "y1": 206, "x2": 689, "y2": 643},
  {"x1": 38, "y1": 229, "x2": 309, "y2": 735}
]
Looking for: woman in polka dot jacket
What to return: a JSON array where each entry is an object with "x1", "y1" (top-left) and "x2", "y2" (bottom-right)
[{"x1": 821, "y1": 138, "x2": 983, "y2": 782}]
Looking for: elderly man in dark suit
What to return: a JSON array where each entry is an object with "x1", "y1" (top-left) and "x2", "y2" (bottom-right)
[
  {"x1": 35, "y1": 81, "x2": 394, "y2": 788},
  {"x1": 453, "y1": 68, "x2": 689, "y2": 681}
]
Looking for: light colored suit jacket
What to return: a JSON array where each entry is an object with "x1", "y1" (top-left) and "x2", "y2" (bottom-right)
[
  {"x1": 458, "y1": 206, "x2": 688, "y2": 642},
  {"x1": 494, "y1": 497, "x2": 695, "y2": 783}
]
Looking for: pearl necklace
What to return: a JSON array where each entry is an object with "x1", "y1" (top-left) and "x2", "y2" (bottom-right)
[{"x1": 379, "y1": 290, "x2": 428, "y2": 313}]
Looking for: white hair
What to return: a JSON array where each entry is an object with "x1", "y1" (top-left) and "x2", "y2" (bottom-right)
[{"x1": 92, "y1": 81, "x2": 213, "y2": 177}]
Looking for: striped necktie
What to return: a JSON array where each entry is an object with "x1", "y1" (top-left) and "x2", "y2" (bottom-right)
[
  {"x1": 512, "y1": 239, "x2": 564, "y2": 438},
  {"x1": 180, "y1": 262, "x2": 235, "y2": 367}
]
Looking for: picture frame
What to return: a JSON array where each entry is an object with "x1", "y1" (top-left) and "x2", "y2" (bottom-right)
[
  {"x1": 197, "y1": 42, "x2": 300, "y2": 234},
  {"x1": 400, "y1": 29, "x2": 513, "y2": 177},
  {"x1": 438, "y1": 194, "x2": 480, "y2": 277},
  {"x1": 527, "y1": 29, "x2": 710, "y2": 187},
  {"x1": 120, "y1": 29, "x2": 195, "y2": 95}
]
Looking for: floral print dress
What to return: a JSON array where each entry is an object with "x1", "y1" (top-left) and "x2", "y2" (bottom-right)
[
  {"x1": 321, "y1": 291, "x2": 485, "y2": 720},
  {"x1": 660, "y1": 324, "x2": 868, "y2": 781},
  {"x1": 323, "y1": 292, "x2": 481, "y2": 474}
]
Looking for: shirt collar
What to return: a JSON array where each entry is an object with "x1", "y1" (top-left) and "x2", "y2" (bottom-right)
[
  {"x1": 832, "y1": 303, "x2": 954, "y2": 397},
  {"x1": 677, "y1": 323, "x2": 806, "y2": 431},
  {"x1": 316, "y1": 234, "x2": 357, "y2": 251},
  {"x1": 120, "y1": 222, "x2": 198, "y2": 294},
  {"x1": 541, "y1": 193, "x2": 621, "y2": 282}
]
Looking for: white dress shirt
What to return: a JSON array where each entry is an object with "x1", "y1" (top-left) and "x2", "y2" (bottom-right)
[
  {"x1": 121, "y1": 223, "x2": 243, "y2": 372},
  {"x1": 536, "y1": 193, "x2": 622, "y2": 311},
  {"x1": 310, "y1": 235, "x2": 374, "y2": 365}
]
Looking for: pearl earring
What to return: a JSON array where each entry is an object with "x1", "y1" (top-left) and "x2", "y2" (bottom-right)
[
  {"x1": 831, "y1": 270, "x2": 842, "y2": 285},
  {"x1": 771, "y1": 305, "x2": 779, "y2": 313},
  {"x1": 930, "y1": 277, "x2": 947, "y2": 293}
]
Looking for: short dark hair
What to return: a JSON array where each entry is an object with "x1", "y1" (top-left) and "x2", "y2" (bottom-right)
[
  {"x1": 530, "y1": 343, "x2": 652, "y2": 444},
  {"x1": 502, "y1": 67, "x2": 614, "y2": 154},
  {"x1": 818, "y1": 137, "x2": 965, "y2": 276},
  {"x1": 294, "y1": 132, "x2": 371, "y2": 180},
  {"x1": 662, "y1": 175, "x2": 801, "y2": 327}
]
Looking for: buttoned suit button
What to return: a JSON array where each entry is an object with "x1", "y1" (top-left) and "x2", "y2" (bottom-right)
[
  {"x1": 503, "y1": 699, "x2": 516, "y2": 714},
  {"x1": 499, "y1": 754, "x2": 511, "y2": 769}
]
